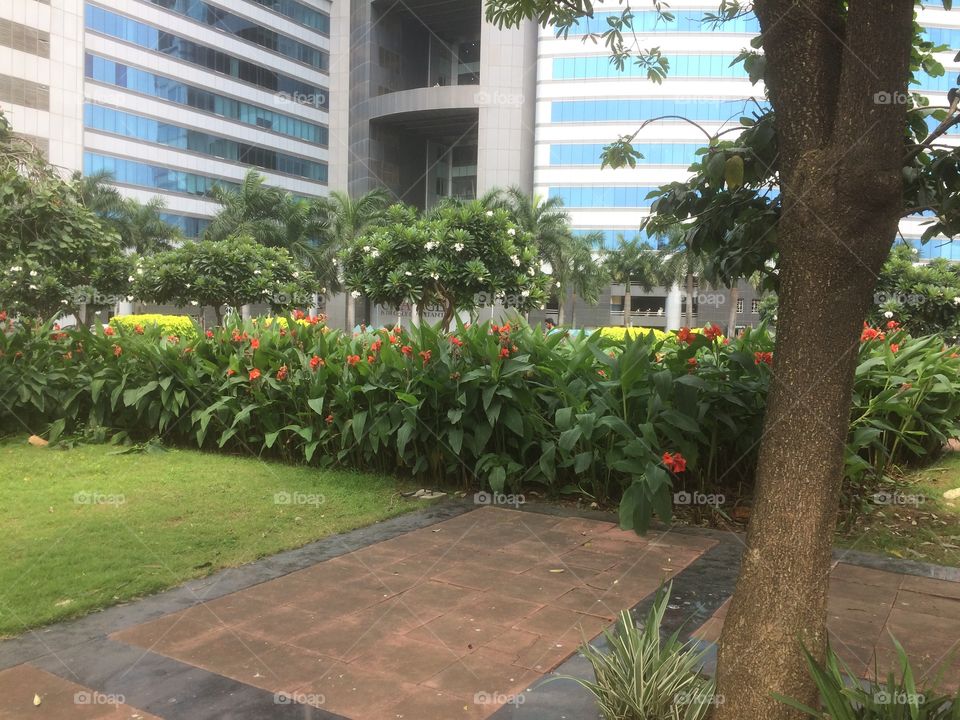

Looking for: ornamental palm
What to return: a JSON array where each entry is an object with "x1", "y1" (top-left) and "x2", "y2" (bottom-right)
[
  {"x1": 115, "y1": 197, "x2": 181, "y2": 255},
  {"x1": 316, "y1": 189, "x2": 391, "y2": 328},
  {"x1": 603, "y1": 235, "x2": 662, "y2": 327}
]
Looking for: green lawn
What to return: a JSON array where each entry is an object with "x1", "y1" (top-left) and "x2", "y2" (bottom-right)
[
  {"x1": 0, "y1": 438, "x2": 416, "y2": 637},
  {"x1": 838, "y1": 452, "x2": 960, "y2": 568}
]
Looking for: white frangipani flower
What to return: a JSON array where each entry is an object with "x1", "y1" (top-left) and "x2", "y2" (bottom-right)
[
  {"x1": 453, "y1": 243, "x2": 464, "y2": 252},
  {"x1": 190, "y1": 300, "x2": 199, "y2": 306},
  {"x1": 954, "y1": 296, "x2": 960, "y2": 306},
  {"x1": 28, "y1": 284, "x2": 37, "y2": 290},
  {"x1": 541, "y1": 262, "x2": 553, "y2": 275},
  {"x1": 884, "y1": 310, "x2": 894, "y2": 319},
  {"x1": 254, "y1": 269, "x2": 262, "y2": 275},
  {"x1": 527, "y1": 268, "x2": 535, "y2": 276},
  {"x1": 404, "y1": 271, "x2": 412, "y2": 276},
  {"x1": 520, "y1": 289, "x2": 530, "y2": 297},
  {"x1": 507, "y1": 228, "x2": 515, "y2": 236},
  {"x1": 29, "y1": 270, "x2": 38, "y2": 277},
  {"x1": 128, "y1": 276, "x2": 135, "y2": 283},
  {"x1": 510, "y1": 256, "x2": 520, "y2": 267},
  {"x1": 425, "y1": 241, "x2": 437, "y2": 250},
  {"x1": 351, "y1": 290, "x2": 361, "y2": 298},
  {"x1": 370, "y1": 249, "x2": 380, "y2": 258},
  {"x1": 485, "y1": 210, "x2": 493, "y2": 217}
]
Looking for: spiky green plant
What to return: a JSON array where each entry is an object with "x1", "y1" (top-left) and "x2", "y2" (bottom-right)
[{"x1": 562, "y1": 584, "x2": 715, "y2": 720}]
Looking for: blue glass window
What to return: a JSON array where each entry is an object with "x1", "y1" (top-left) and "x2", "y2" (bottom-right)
[
  {"x1": 564, "y1": 10, "x2": 759, "y2": 35},
  {"x1": 550, "y1": 98, "x2": 768, "y2": 123},
  {"x1": 85, "y1": 54, "x2": 328, "y2": 145},
  {"x1": 549, "y1": 186, "x2": 660, "y2": 208},
  {"x1": 242, "y1": 0, "x2": 330, "y2": 32},
  {"x1": 85, "y1": 152, "x2": 239, "y2": 196},
  {"x1": 550, "y1": 143, "x2": 703, "y2": 166},
  {"x1": 85, "y1": 6, "x2": 329, "y2": 104},
  {"x1": 84, "y1": 104, "x2": 328, "y2": 182},
  {"x1": 144, "y1": 0, "x2": 328, "y2": 66},
  {"x1": 159, "y1": 213, "x2": 211, "y2": 237},
  {"x1": 553, "y1": 54, "x2": 745, "y2": 80}
]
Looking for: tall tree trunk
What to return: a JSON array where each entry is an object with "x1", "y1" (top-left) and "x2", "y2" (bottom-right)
[
  {"x1": 685, "y1": 272, "x2": 694, "y2": 327},
  {"x1": 623, "y1": 282, "x2": 631, "y2": 327},
  {"x1": 557, "y1": 298, "x2": 565, "y2": 326},
  {"x1": 346, "y1": 294, "x2": 355, "y2": 332},
  {"x1": 727, "y1": 285, "x2": 740, "y2": 336},
  {"x1": 713, "y1": 2, "x2": 912, "y2": 713},
  {"x1": 571, "y1": 292, "x2": 577, "y2": 329}
]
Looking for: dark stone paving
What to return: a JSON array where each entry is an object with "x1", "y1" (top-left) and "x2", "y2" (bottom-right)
[{"x1": 1, "y1": 501, "x2": 958, "y2": 719}]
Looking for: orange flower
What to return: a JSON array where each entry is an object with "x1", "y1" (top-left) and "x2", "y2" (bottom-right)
[
  {"x1": 499, "y1": 347, "x2": 510, "y2": 358},
  {"x1": 662, "y1": 451, "x2": 687, "y2": 473},
  {"x1": 113, "y1": 344, "x2": 122, "y2": 357},
  {"x1": 250, "y1": 338, "x2": 260, "y2": 350},
  {"x1": 890, "y1": 343, "x2": 900, "y2": 353},
  {"x1": 677, "y1": 327, "x2": 694, "y2": 344},
  {"x1": 703, "y1": 323, "x2": 723, "y2": 341},
  {"x1": 226, "y1": 368, "x2": 236, "y2": 377},
  {"x1": 276, "y1": 365, "x2": 288, "y2": 381},
  {"x1": 104, "y1": 326, "x2": 115, "y2": 336},
  {"x1": 401, "y1": 345, "x2": 413, "y2": 356},
  {"x1": 325, "y1": 414, "x2": 334, "y2": 424},
  {"x1": 249, "y1": 368, "x2": 262, "y2": 381},
  {"x1": 310, "y1": 355, "x2": 324, "y2": 370},
  {"x1": 206, "y1": 330, "x2": 214, "y2": 339},
  {"x1": 134, "y1": 325, "x2": 144, "y2": 335},
  {"x1": 346, "y1": 354, "x2": 361, "y2": 366},
  {"x1": 419, "y1": 350, "x2": 432, "y2": 364}
]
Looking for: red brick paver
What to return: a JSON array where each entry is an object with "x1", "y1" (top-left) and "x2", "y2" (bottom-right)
[
  {"x1": 111, "y1": 507, "x2": 713, "y2": 718},
  {"x1": 0, "y1": 664, "x2": 160, "y2": 720},
  {"x1": 692, "y1": 562, "x2": 960, "y2": 692}
]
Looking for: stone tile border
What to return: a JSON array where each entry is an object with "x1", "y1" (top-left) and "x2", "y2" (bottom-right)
[{"x1": 1, "y1": 498, "x2": 957, "y2": 719}]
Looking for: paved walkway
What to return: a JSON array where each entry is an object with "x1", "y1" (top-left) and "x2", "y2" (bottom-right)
[{"x1": 0, "y1": 505, "x2": 957, "y2": 719}]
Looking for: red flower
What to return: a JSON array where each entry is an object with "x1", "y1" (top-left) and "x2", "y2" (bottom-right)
[
  {"x1": 491, "y1": 324, "x2": 500, "y2": 333},
  {"x1": 886, "y1": 320, "x2": 899, "y2": 330},
  {"x1": 0, "y1": 311, "x2": 6, "y2": 322},
  {"x1": 113, "y1": 344, "x2": 122, "y2": 357},
  {"x1": 232, "y1": 330, "x2": 243, "y2": 342},
  {"x1": 703, "y1": 323, "x2": 723, "y2": 341},
  {"x1": 597, "y1": 369, "x2": 606, "y2": 377},
  {"x1": 250, "y1": 338, "x2": 260, "y2": 350},
  {"x1": 226, "y1": 368, "x2": 236, "y2": 377},
  {"x1": 370, "y1": 339, "x2": 382, "y2": 353},
  {"x1": 499, "y1": 347, "x2": 510, "y2": 358},
  {"x1": 249, "y1": 368, "x2": 262, "y2": 381},
  {"x1": 449, "y1": 336, "x2": 463, "y2": 347},
  {"x1": 346, "y1": 354, "x2": 361, "y2": 366},
  {"x1": 754, "y1": 351, "x2": 773, "y2": 365},
  {"x1": 401, "y1": 345, "x2": 413, "y2": 356},
  {"x1": 134, "y1": 325, "x2": 144, "y2": 335},
  {"x1": 388, "y1": 333, "x2": 399, "y2": 344},
  {"x1": 687, "y1": 357, "x2": 697, "y2": 367},
  {"x1": 325, "y1": 414, "x2": 334, "y2": 425},
  {"x1": 367, "y1": 354, "x2": 375, "y2": 363},
  {"x1": 294, "y1": 309, "x2": 306, "y2": 320},
  {"x1": 419, "y1": 350, "x2": 432, "y2": 364},
  {"x1": 276, "y1": 365, "x2": 288, "y2": 381},
  {"x1": 167, "y1": 335, "x2": 179, "y2": 344},
  {"x1": 310, "y1": 355, "x2": 324, "y2": 370},
  {"x1": 677, "y1": 327, "x2": 695, "y2": 344},
  {"x1": 662, "y1": 451, "x2": 687, "y2": 474},
  {"x1": 104, "y1": 326, "x2": 115, "y2": 336},
  {"x1": 890, "y1": 343, "x2": 900, "y2": 353},
  {"x1": 860, "y1": 325, "x2": 881, "y2": 342},
  {"x1": 206, "y1": 330, "x2": 214, "y2": 339}
]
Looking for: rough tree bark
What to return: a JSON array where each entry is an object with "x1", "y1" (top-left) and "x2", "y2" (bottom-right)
[
  {"x1": 623, "y1": 282, "x2": 632, "y2": 327},
  {"x1": 685, "y1": 272, "x2": 695, "y2": 326},
  {"x1": 713, "y1": 1, "x2": 914, "y2": 717}
]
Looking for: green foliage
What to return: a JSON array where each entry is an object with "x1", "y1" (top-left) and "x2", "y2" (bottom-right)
[
  {"x1": 341, "y1": 202, "x2": 551, "y2": 327},
  {"x1": 777, "y1": 638, "x2": 960, "y2": 719},
  {"x1": 131, "y1": 236, "x2": 319, "y2": 320},
  {"x1": 0, "y1": 110, "x2": 130, "y2": 321},
  {"x1": 869, "y1": 244, "x2": 960, "y2": 336},
  {"x1": 562, "y1": 584, "x2": 715, "y2": 720},
  {"x1": 3, "y1": 315, "x2": 955, "y2": 533}
]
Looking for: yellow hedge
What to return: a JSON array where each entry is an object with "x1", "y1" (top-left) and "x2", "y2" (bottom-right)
[
  {"x1": 597, "y1": 327, "x2": 671, "y2": 341},
  {"x1": 110, "y1": 314, "x2": 198, "y2": 336}
]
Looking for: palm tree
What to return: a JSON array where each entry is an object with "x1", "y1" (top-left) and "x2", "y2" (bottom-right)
[
  {"x1": 488, "y1": 187, "x2": 610, "y2": 325},
  {"x1": 72, "y1": 170, "x2": 123, "y2": 218},
  {"x1": 316, "y1": 189, "x2": 391, "y2": 329},
  {"x1": 205, "y1": 170, "x2": 289, "y2": 245},
  {"x1": 115, "y1": 197, "x2": 181, "y2": 254},
  {"x1": 603, "y1": 235, "x2": 663, "y2": 327},
  {"x1": 655, "y1": 224, "x2": 706, "y2": 328}
]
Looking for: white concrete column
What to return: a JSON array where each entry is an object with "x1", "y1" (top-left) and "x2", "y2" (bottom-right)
[
  {"x1": 116, "y1": 301, "x2": 134, "y2": 316},
  {"x1": 665, "y1": 284, "x2": 682, "y2": 331}
]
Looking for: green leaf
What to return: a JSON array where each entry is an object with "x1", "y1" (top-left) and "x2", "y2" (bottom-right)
[
  {"x1": 724, "y1": 154, "x2": 745, "y2": 190},
  {"x1": 488, "y1": 466, "x2": 506, "y2": 493},
  {"x1": 307, "y1": 397, "x2": 325, "y2": 415},
  {"x1": 352, "y1": 411, "x2": 368, "y2": 442}
]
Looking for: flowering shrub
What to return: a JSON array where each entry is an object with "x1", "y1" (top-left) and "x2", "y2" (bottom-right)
[
  {"x1": 109, "y1": 315, "x2": 198, "y2": 338},
  {"x1": 1, "y1": 314, "x2": 957, "y2": 532},
  {"x1": 597, "y1": 327, "x2": 671, "y2": 341}
]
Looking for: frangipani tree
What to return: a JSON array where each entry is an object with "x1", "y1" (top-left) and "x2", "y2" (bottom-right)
[
  {"x1": 341, "y1": 202, "x2": 551, "y2": 329},
  {"x1": 132, "y1": 236, "x2": 318, "y2": 324}
]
